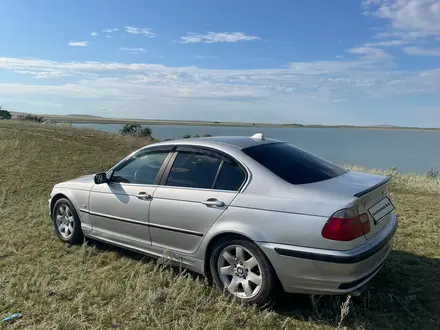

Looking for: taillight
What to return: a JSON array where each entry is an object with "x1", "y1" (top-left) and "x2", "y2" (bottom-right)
[{"x1": 322, "y1": 208, "x2": 370, "y2": 241}]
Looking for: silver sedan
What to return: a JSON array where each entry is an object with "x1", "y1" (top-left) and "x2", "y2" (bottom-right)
[{"x1": 49, "y1": 133, "x2": 398, "y2": 307}]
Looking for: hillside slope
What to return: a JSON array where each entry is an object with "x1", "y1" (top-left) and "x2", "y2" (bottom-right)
[{"x1": 0, "y1": 121, "x2": 439, "y2": 329}]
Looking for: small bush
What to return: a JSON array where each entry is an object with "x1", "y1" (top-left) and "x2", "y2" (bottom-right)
[
  {"x1": 389, "y1": 167, "x2": 398, "y2": 175},
  {"x1": 426, "y1": 168, "x2": 439, "y2": 179},
  {"x1": 182, "y1": 133, "x2": 212, "y2": 139},
  {"x1": 0, "y1": 106, "x2": 12, "y2": 120},
  {"x1": 119, "y1": 123, "x2": 153, "y2": 139},
  {"x1": 17, "y1": 114, "x2": 44, "y2": 122}
]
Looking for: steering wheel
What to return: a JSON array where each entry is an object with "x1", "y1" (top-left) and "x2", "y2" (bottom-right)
[{"x1": 134, "y1": 164, "x2": 157, "y2": 184}]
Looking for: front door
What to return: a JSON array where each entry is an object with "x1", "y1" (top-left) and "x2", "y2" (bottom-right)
[
  {"x1": 88, "y1": 148, "x2": 171, "y2": 250},
  {"x1": 149, "y1": 146, "x2": 247, "y2": 254}
]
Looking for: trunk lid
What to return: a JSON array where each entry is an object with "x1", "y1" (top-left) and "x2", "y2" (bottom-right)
[
  {"x1": 306, "y1": 170, "x2": 394, "y2": 239},
  {"x1": 354, "y1": 175, "x2": 393, "y2": 240}
]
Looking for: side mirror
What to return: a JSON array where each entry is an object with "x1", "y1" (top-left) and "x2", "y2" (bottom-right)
[{"x1": 94, "y1": 172, "x2": 108, "y2": 185}]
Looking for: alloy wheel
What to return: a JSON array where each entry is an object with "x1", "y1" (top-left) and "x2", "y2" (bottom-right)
[
  {"x1": 217, "y1": 244, "x2": 263, "y2": 299},
  {"x1": 55, "y1": 204, "x2": 75, "y2": 239}
]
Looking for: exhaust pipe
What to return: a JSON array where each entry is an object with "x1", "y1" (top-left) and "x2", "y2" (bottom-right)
[{"x1": 349, "y1": 283, "x2": 369, "y2": 297}]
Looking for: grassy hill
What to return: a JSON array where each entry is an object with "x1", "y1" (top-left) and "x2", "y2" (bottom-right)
[{"x1": 1, "y1": 121, "x2": 439, "y2": 329}]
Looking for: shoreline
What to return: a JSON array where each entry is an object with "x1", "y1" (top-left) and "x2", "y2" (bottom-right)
[
  {"x1": 40, "y1": 115, "x2": 440, "y2": 132},
  {"x1": 2, "y1": 121, "x2": 439, "y2": 176}
]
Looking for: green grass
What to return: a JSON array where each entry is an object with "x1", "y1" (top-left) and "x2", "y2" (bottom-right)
[{"x1": 1, "y1": 121, "x2": 440, "y2": 329}]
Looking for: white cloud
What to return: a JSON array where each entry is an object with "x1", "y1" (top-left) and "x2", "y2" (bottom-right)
[
  {"x1": 106, "y1": 36, "x2": 112, "y2": 39},
  {"x1": 364, "y1": 39, "x2": 408, "y2": 47},
  {"x1": 361, "y1": 1, "x2": 440, "y2": 60},
  {"x1": 13, "y1": 70, "x2": 69, "y2": 79},
  {"x1": 180, "y1": 32, "x2": 261, "y2": 44},
  {"x1": 348, "y1": 46, "x2": 393, "y2": 60},
  {"x1": 194, "y1": 55, "x2": 218, "y2": 59},
  {"x1": 120, "y1": 47, "x2": 147, "y2": 54},
  {"x1": 68, "y1": 41, "x2": 89, "y2": 47},
  {"x1": 404, "y1": 46, "x2": 440, "y2": 55},
  {"x1": 1, "y1": 54, "x2": 439, "y2": 97},
  {"x1": 0, "y1": 54, "x2": 439, "y2": 125},
  {"x1": 363, "y1": 0, "x2": 440, "y2": 38},
  {"x1": 102, "y1": 28, "x2": 119, "y2": 33},
  {"x1": 91, "y1": 32, "x2": 98, "y2": 37},
  {"x1": 125, "y1": 26, "x2": 156, "y2": 38}
]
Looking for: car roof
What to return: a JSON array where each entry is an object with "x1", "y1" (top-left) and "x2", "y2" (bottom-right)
[{"x1": 152, "y1": 135, "x2": 283, "y2": 150}]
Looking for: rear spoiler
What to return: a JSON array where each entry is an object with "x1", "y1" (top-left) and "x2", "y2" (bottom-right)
[{"x1": 353, "y1": 176, "x2": 392, "y2": 198}]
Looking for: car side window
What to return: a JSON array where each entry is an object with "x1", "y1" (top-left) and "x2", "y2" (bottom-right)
[
  {"x1": 111, "y1": 150, "x2": 169, "y2": 185},
  {"x1": 166, "y1": 151, "x2": 222, "y2": 189},
  {"x1": 215, "y1": 161, "x2": 246, "y2": 191}
]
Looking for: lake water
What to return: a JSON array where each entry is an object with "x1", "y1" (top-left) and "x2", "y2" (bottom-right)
[{"x1": 73, "y1": 123, "x2": 440, "y2": 174}]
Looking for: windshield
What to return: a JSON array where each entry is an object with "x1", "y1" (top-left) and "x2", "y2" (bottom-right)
[{"x1": 242, "y1": 142, "x2": 347, "y2": 185}]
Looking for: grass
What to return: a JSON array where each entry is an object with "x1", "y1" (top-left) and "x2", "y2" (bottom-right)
[{"x1": 1, "y1": 121, "x2": 440, "y2": 329}]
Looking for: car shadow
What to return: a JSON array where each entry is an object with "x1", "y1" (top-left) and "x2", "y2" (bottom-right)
[
  {"x1": 274, "y1": 250, "x2": 440, "y2": 329},
  {"x1": 107, "y1": 183, "x2": 130, "y2": 204},
  {"x1": 85, "y1": 240, "x2": 440, "y2": 329}
]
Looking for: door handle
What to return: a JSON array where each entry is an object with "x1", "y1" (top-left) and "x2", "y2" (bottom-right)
[
  {"x1": 136, "y1": 192, "x2": 152, "y2": 200},
  {"x1": 202, "y1": 199, "x2": 225, "y2": 207}
]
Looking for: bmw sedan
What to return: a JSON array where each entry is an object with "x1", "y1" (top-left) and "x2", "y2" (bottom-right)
[{"x1": 49, "y1": 133, "x2": 398, "y2": 307}]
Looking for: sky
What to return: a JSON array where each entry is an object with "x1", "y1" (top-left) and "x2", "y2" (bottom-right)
[{"x1": 0, "y1": 0, "x2": 440, "y2": 127}]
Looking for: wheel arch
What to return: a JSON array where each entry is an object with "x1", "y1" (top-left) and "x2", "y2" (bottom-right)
[
  {"x1": 200, "y1": 216, "x2": 272, "y2": 276},
  {"x1": 202, "y1": 229, "x2": 283, "y2": 305},
  {"x1": 50, "y1": 188, "x2": 82, "y2": 219},
  {"x1": 50, "y1": 190, "x2": 85, "y2": 245},
  {"x1": 203, "y1": 232, "x2": 255, "y2": 283},
  {"x1": 50, "y1": 193, "x2": 69, "y2": 215}
]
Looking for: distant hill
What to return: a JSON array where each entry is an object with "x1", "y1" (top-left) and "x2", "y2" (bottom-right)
[
  {"x1": 10, "y1": 112, "x2": 103, "y2": 120},
  {"x1": 67, "y1": 114, "x2": 103, "y2": 118},
  {"x1": 371, "y1": 125, "x2": 398, "y2": 128}
]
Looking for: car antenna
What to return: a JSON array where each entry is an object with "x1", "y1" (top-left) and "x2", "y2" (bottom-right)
[{"x1": 251, "y1": 133, "x2": 265, "y2": 140}]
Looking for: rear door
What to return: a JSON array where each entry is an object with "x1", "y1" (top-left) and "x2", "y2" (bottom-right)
[{"x1": 149, "y1": 146, "x2": 247, "y2": 254}]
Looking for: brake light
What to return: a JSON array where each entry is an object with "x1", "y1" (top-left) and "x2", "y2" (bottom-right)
[{"x1": 322, "y1": 210, "x2": 370, "y2": 241}]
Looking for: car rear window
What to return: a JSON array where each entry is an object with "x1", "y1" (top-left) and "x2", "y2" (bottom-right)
[{"x1": 242, "y1": 142, "x2": 347, "y2": 185}]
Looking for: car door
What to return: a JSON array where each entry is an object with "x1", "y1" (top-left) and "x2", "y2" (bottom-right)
[
  {"x1": 88, "y1": 146, "x2": 173, "y2": 250},
  {"x1": 149, "y1": 146, "x2": 247, "y2": 254}
]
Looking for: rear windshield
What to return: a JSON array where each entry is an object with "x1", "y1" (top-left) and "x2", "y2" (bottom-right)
[{"x1": 242, "y1": 142, "x2": 347, "y2": 185}]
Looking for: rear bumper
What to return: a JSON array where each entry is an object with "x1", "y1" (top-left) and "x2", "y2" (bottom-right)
[{"x1": 258, "y1": 213, "x2": 398, "y2": 295}]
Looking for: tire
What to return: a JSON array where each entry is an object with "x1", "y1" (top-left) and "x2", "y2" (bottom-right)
[
  {"x1": 210, "y1": 237, "x2": 280, "y2": 308},
  {"x1": 52, "y1": 198, "x2": 84, "y2": 244}
]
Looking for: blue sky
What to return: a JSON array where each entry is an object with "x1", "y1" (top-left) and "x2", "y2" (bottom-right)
[{"x1": 0, "y1": 0, "x2": 440, "y2": 126}]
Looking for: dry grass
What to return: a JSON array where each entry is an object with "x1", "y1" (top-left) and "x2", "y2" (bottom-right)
[
  {"x1": 1, "y1": 121, "x2": 439, "y2": 329},
  {"x1": 346, "y1": 165, "x2": 440, "y2": 195}
]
